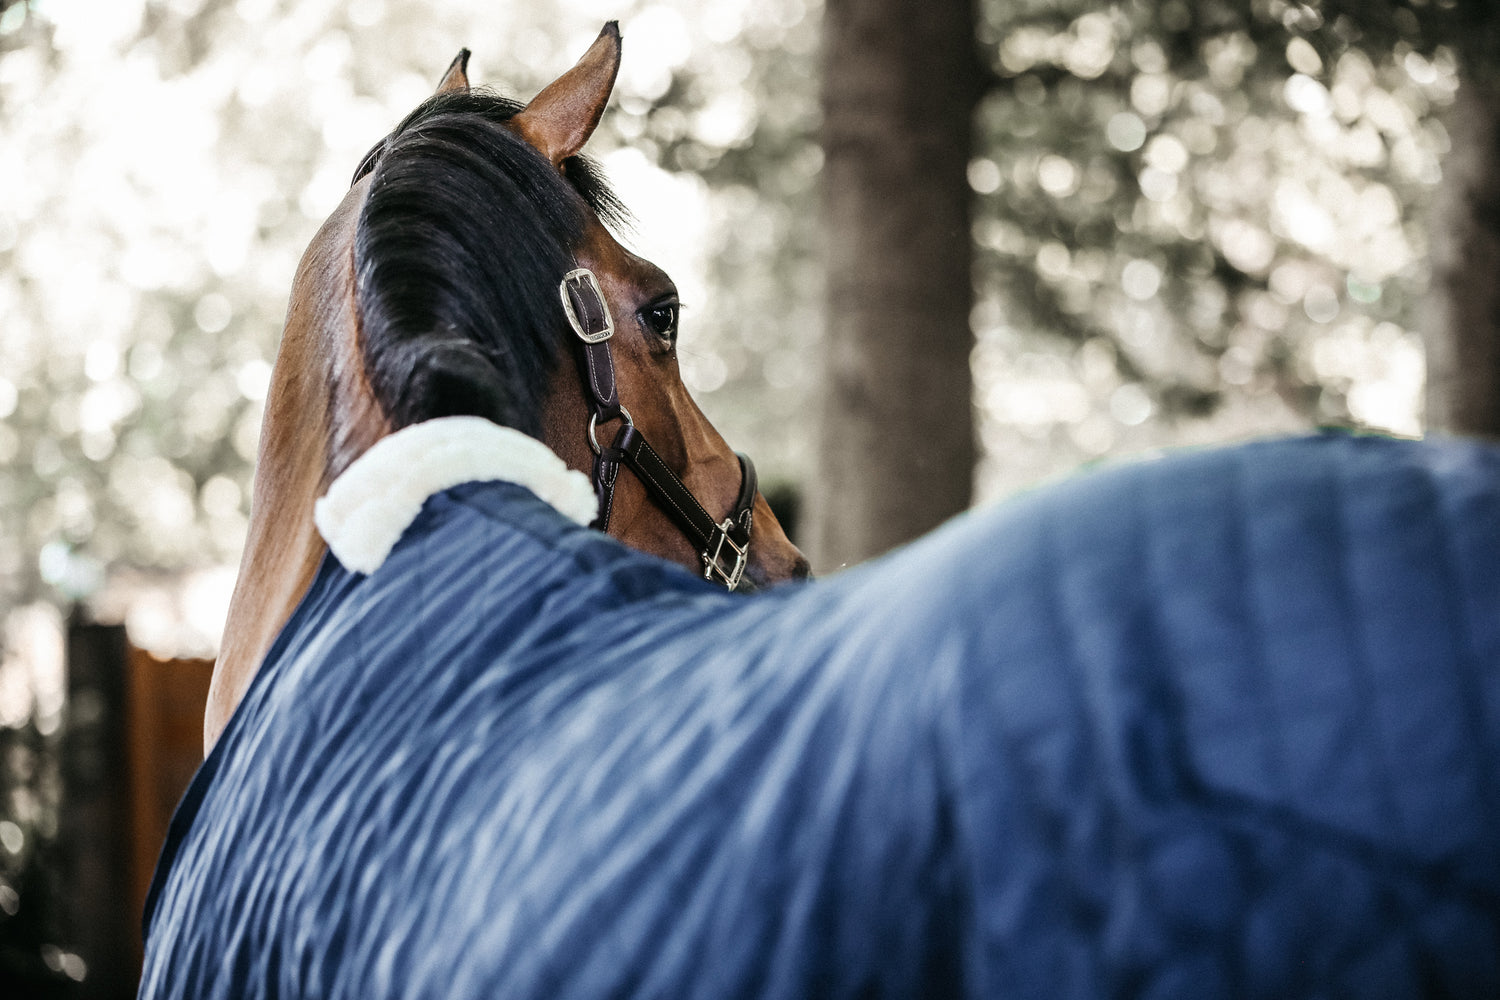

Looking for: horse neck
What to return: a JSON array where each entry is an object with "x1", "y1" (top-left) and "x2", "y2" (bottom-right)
[{"x1": 207, "y1": 181, "x2": 388, "y2": 752}]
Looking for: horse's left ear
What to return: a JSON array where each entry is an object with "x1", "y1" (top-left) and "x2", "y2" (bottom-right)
[
  {"x1": 435, "y1": 49, "x2": 471, "y2": 95},
  {"x1": 510, "y1": 22, "x2": 621, "y2": 165}
]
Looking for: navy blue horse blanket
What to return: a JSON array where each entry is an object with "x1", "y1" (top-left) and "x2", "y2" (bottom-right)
[{"x1": 141, "y1": 432, "x2": 1500, "y2": 998}]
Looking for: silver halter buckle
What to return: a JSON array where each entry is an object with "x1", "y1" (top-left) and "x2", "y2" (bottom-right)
[
  {"x1": 703, "y1": 518, "x2": 749, "y2": 591},
  {"x1": 560, "y1": 267, "x2": 614, "y2": 344}
]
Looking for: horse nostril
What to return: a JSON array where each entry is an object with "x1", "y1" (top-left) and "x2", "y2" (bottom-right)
[{"x1": 747, "y1": 553, "x2": 812, "y2": 589}]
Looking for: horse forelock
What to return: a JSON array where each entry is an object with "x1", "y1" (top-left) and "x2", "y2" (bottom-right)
[{"x1": 352, "y1": 91, "x2": 629, "y2": 440}]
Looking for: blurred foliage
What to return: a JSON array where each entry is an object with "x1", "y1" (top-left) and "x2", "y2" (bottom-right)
[
  {"x1": 0, "y1": 719, "x2": 72, "y2": 997},
  {"x1": 965, "y1": 0, "x2": 1500, "y2": 494},
  {"x1": 0, "y1": 0, "x2": 823, "y2": 640}
]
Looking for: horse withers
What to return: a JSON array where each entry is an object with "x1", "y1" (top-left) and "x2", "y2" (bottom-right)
[{"x1": 208, "y1": 24, "x2": 808, "y2": 753}]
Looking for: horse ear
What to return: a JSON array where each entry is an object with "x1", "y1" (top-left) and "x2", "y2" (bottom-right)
[
  {"x1": 510, "y1": 22, "x2": 621, "y2": 165},
  {"x1": 435, "y1": 49, "x2": 471, "y2": 95}
]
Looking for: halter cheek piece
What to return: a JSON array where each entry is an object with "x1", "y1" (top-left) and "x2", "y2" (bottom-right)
[{"x1": 560, "y1": 268, "x2": 758, "y2": 592}]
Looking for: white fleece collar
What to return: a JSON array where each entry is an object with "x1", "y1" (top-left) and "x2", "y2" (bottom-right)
[{"x1": 313, "y1": 416, "x2": 598, "y2": 575}]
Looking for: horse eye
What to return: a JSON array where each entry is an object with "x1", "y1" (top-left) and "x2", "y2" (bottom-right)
[{"x1": 642, "y1": 302, "x2": 679, "y2": 343}]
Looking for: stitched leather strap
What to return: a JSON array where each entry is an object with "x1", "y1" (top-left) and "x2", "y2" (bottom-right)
[
  {"x1": 609, "y1": 425, "x2": 717, "y2": 552},
  {"x1": 591, "y1": 445, "x2": 621, "y2": 533},
  {"x1": 730, "y1": 449, "x2": 757, "y2": 540},
  {"x1": 579, "y1": 339, "x2": 620, "y2": 420}
]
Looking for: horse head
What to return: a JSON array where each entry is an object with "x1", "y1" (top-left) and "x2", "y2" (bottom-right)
[{"x1": 209, "y1": 25, "x2": 808, "y2": 750}]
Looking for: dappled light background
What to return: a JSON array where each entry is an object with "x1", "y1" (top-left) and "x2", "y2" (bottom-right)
[
  {"x1": 0, "y1": 0, "x2": 1454, "y2": 706},
  {"x1": 0, "y1": 0, "x2": 820, "y2": 673},
  {"x1": 969, "y1": 0, "x2": 1450, "y2": 497}
]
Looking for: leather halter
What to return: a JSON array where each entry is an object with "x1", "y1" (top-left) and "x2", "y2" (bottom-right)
[{"x1": 560, "y1": 268, "x2": 758, "y2": 592}]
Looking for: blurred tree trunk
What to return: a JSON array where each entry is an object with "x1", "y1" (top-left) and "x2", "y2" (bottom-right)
[
  {"x1": 809, "y1": 0, "x2": 981, "y2": 571},
  {"x1": 1424, "y1": 74, "x2": 1500, "y2": 437}
]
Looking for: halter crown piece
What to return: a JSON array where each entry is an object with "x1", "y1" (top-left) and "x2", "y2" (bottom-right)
[{"x1": 561, "y1": 268, "x2": 758, "y2": 592}]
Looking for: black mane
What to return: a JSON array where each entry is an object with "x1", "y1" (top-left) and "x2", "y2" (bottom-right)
[{"x1": 353, "y1": 91, "x2": 626, "y2": 436}]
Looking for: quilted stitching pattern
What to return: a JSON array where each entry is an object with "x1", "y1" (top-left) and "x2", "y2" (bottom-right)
[{"x1": 141, "y1": 433, "x2": 1500, "y2": 999}]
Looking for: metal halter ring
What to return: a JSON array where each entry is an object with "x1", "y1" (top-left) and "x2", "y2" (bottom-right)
[{"x1": 587, "y1": 406, "x2": 633, "y2": 455}]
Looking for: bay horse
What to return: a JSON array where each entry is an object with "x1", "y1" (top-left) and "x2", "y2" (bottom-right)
[
  {"x1": 145, "y1": 25, "x2": 1500, "y2": 1000},
  {"x1": 207, "y1": 25, "x2": 807, "y2": 752}
]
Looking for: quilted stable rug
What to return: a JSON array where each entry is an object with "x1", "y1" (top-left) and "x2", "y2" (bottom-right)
[{"x1": 141, "y1": 430, "x2": 1500, "y2": 999}]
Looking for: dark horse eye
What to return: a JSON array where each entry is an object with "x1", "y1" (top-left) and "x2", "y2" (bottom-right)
[{"x1": 642, "y1": 301, "x2": 679, "y2": 344}]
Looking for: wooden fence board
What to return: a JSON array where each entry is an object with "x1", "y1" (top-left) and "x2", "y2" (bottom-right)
[{"x1": 124, "y1": 647, "x2": 212, "y2": 951}]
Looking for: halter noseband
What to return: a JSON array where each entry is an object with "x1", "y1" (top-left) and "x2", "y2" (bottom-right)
[{"x1": 560, "y1": 268, "x2": 758, "y2": 592}]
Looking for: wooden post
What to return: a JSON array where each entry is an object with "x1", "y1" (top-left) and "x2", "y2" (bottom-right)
[{"x1": 59, "y1": 614, "x2": 133, "y2": 1000}]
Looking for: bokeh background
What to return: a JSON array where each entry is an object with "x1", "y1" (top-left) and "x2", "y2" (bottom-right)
[{"x1": 2, "y1": 0, "x2": 1496, "y2": 993}]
